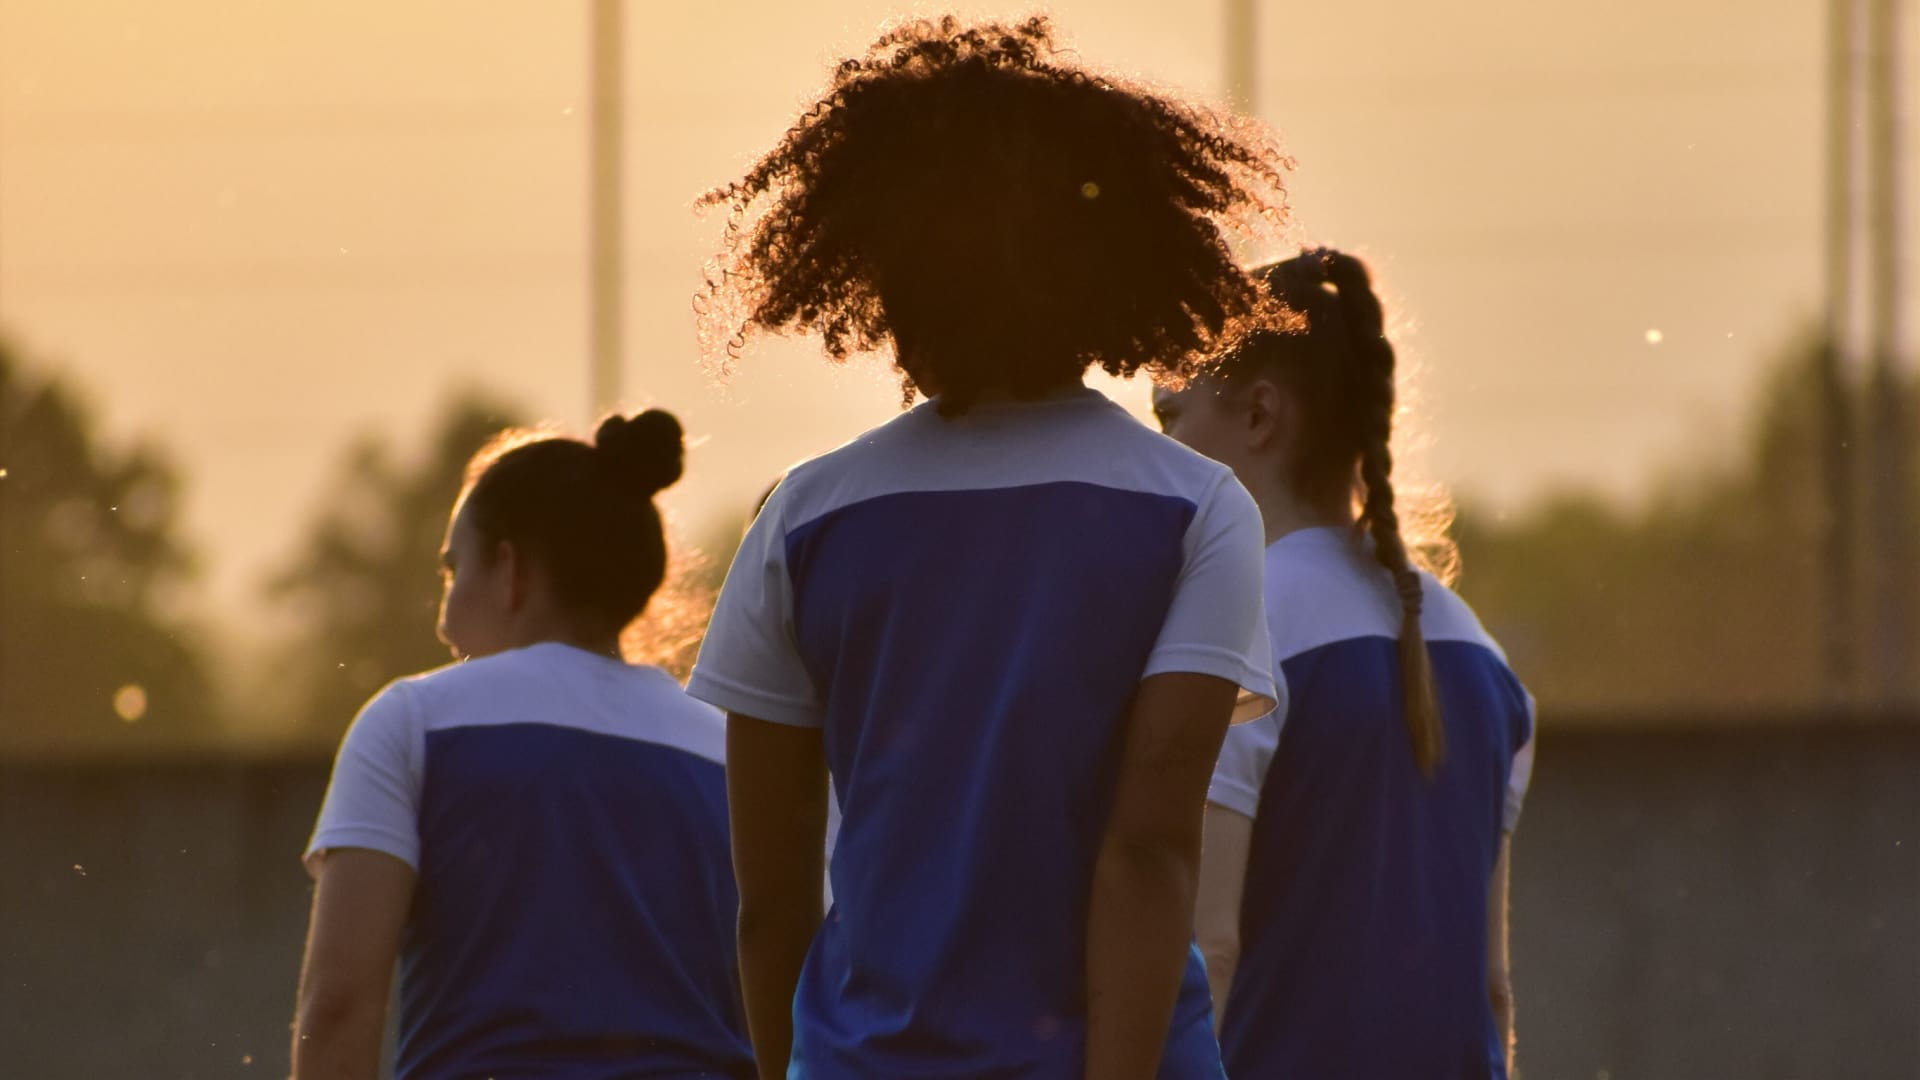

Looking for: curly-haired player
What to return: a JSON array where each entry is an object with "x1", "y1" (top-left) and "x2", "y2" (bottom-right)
[
  {"x1": 695, "y1": 14, "x2": 1288, "y2": 410},
  {"x1": 688, "y1": 16, "x2": 1286, "y2": 1080}
]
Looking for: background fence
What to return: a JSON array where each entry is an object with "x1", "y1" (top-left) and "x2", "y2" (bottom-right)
[{"x1": 3, "y1": 721, "x2": 1915, "y2": 1080}]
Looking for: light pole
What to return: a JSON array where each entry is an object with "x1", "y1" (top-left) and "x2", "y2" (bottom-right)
[
  {"x1": 1225, "y1": 0, "x2": 1258, "y2": 113},
  {"x1": 1818, "y1": 0, "x2": 1862, "y2": 706},
  {"x1": 588, "y1": 0, "x2": 625, "y2": 420},
  {"x1": 1864, "y1": 0, "x2": 1913, "y2": 703}
]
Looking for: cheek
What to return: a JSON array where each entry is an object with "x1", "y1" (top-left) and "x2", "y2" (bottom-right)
[
  {"x1": 1171, "y1": 414, "x2": 1234, "y2": 463},
  {"x1": 438, "y1": 576, "x2": 483, "y2": 649},
  {"x1": 436, "y1": 579, "x2": 462, "y2": 634}
]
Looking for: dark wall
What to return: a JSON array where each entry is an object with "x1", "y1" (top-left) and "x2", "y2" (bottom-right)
[
  {"x1": 2, "y1": 760, "x2": 325, "y2": 1079},
  {"x1": 2, "y1": 726, "x2": 1915, "y2": 1080},
  {"x1": 1510, "y1": 725, "x2": 1918, "y2": 1080}
]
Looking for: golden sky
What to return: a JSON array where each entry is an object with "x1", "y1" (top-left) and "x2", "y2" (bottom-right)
[{"x1": 1, "y1": 0, "x2": 1914, "y2": 616}]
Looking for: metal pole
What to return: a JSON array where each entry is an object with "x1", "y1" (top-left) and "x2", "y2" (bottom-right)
[
  {"x1": 1818, "y1": 0, "x2": 1861, "y2": 706},
  {"x1": 1864, "y1": 0, "x2": 1913, "y2": 703},
  {"x1": 588, "y1": 0, "x2": 625, "y2": 420},
  {"x1": 1225, "y1": 0, "x2": 1257, "y2": 112}
]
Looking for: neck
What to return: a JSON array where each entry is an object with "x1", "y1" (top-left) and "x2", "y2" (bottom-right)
[
  {"x1": 937, "y1": 379, "x2": 1087, "y2": 408},
  {"x1": 507, "y1": 610, "x2": 625, "y2": 662},
  {"x1": 1240, "y1": 469, "x2": 1355, "y2": 546}
]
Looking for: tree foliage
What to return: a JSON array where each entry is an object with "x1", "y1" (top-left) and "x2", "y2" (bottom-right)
[
  {"x1": 1454, "y1": 333, "x2": 1917, "y2": 715},
  {"x1": 0, "y1": 340, "x2": 215, "y2": 755},
  {"x1": 266, "y1": 392, "x2": 525, "y2": 740}
]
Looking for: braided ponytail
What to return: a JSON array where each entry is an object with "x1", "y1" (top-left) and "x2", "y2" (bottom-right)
[{"x1": 1318, "y1": 251, "x2": 1445, "y2": 777}]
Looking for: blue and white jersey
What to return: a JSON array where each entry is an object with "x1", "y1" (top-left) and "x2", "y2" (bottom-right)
[
  {"x1": 688, "y1": 387, "x2": 1277, "y2": 1080},
  {"x1": 306, "y1": 642, "x2": 753, "y2": 1080},
  {"x1": 1209, "y1": 527, "x2": 1535, "y2": 1080}
]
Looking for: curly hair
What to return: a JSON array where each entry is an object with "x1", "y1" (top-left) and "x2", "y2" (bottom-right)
[{"x1": 696, "y1": 15, "x2": 1291, "y2": 412}]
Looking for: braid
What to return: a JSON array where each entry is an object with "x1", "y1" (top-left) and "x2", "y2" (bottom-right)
[{"x1": 1321, "y1": 251, "x2": 1446, "y2": 777}]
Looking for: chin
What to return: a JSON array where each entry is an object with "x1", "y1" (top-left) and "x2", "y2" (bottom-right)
[{"x1": 438, "y1": 633, "x2": 478, "y2": 662}]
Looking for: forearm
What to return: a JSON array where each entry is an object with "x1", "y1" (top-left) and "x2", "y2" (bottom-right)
[
  {"x1": 737, "y1": 902, "x2": 821, "y2": 1080},
  {"x1": 1199, "y1": 944, "x2": 1237, "y2": 1034},
  {"x1": 1487, "y1": 836, "x2": 1516, "y2": 1077},
  {"x1": 1195, "y1": 805, "x2": 1252, "y2": 1037},
  {"x1": 1085, "y1": 838, "x2": 1200, "y2": 1080},
  {"x1": 291, "y1": 995, "x2": 385, "y2": 1080},
  {"x1": 726, "y1": 714, "x2": 829, "y2": 1080}
]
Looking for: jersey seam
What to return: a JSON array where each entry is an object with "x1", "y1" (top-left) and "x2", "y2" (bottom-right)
[{"x1": 306, "y1": 824, "x2": 419, "y2": 868}]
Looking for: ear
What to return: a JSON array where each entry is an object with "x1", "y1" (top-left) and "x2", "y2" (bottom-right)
[
  {"x1": 1242, "y1": 378, "x2": 1288, "y2": 453},
  {"x1": 494, "y1": 538, "x2": 533, "y2": 613}
]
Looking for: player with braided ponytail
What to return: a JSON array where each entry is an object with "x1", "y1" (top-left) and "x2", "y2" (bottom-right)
[
  {"x1": 1154, "y1": 250, "x2": 1536, "y2": 1079},
  {"x1": 1327, "y1": 252, "x2": 1448, "y2": 775}
]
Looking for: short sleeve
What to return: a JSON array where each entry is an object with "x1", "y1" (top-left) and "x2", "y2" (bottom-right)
[
  {"x1": 686, "y1": 489, "x2": 825, "y2": 728},
  {"x1": 1141, "y1": 472, "x2": 1278, "y2": 722},
  {"x1": 305, "y1": 681, "x2": 425, "y2": 873},
  {"x1": 1502, "y1": 691, "x2": 1538, "y2": 833},
  {"x1": 1207, "y1": 688, "x2": 1287, "y2": 817}
]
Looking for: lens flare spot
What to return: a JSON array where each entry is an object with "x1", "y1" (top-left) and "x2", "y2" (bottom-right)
[
  {"x1": 1079, "y1": 181, "x2": 1101, "y2": 200},
  {"x1": 113, "y1": 684, "x2": 148, "y2": 723},
  {"x1": 1644, "y1": 328, "x2": 1664, "y2": 345}
]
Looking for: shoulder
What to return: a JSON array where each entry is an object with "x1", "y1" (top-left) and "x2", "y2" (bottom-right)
[
  {"x1": 350, "y1": 662, "x2": 455, "y2": 732},
  {"x1": 759, "y1": 405, "x2": 931, "y2": 530},
  {"x1": 1069, "y1": 400, "x2": 1241, "y2": 503},
  {"x1": 768, "y1": 392, "x2": 1237, "y2": 527},
  {"x1": 1260, "y1": 529, "x2": 1402, "y2": 660},
  {"x1": 1416, "y1": 577, "x2": 1532, "y2": 711},
  {"x1": 1414, "y1": 574, "x2": 1506, "y2": 658},
  {"x1": 393, "y1": 649, "x2": 540, "y2": 719},
  {"x1": 625, "y1": 667, "x2": 729, "y2": 766}
]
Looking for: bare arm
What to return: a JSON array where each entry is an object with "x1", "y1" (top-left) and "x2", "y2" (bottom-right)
[
  {"x1": 1194, "y1": 804, "x2": 1253, "y2": 1032},
  {"x1": 726, "y1": 713, "x2": 829, "y2": 1080},
  {"x1": 1086, "y1": 672, "x2": 1238, "y2": 1080},
  {"x1": 292, "y1": 849, "x2": 415, "y2": 1080},
  {"x1": 1488, "y1": 835, "x2": 1516, "y2": 1076}
]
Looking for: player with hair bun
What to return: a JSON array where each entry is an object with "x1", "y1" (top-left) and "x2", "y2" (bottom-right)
[{"x1": 293, "y1": 409, "x2": 754, "y2": 1080}]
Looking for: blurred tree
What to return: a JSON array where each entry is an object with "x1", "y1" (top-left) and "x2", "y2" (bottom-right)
[
  {"x1": 0, "y1": 339, "x2": 216, "y2": 755},
  {"x1": 266, "y1": 392, "x2": 525, "y2": 740},
  {"x1": 1454, "y1": 332, "x2": 1917, "y2": 716}
]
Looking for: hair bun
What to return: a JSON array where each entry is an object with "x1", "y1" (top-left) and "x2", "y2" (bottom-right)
[
  {"x1": 1314, "y1": 248, "x2": 1373, "y2": 295},
  {"x1": 594, "y1": 409, "x2": 685, "y2": 496}
]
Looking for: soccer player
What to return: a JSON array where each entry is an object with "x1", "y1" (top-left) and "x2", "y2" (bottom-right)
[
  {"x1": 687, "y1": 16, "x2": 1287, "y2": 1080},
  {"x1": 293, "y1": 411, "x2": 753, "y2": 1080},
  {"x1": 1155, "y1": 249, "x2": 1536, "y2": 1080}
]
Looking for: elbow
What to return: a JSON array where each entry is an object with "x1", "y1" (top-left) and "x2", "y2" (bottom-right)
[
  {"x1": 1198, "y1": 934, "x2": 1239, "y2": 992},
  {"x1": 295, "y1": 979, "x2": 379, "y2": 1043},
  {"x1": 1097, "y1": 829, "x2": 1201, "y2": 895},
  {"x1": 1488, "y1": 969, "x2": 1514, "y2": 1015},
  {"x1": 1197, "y1": 928, "x2": 1240, "y2": 978},
  {"x1": 736, "y1": 894, "x2": 818, "y2": 948}
]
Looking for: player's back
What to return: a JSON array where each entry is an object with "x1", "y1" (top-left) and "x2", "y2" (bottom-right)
[
  {"x1": 698, "y1": 388, "x2": 1268, "y2": 1079},
  {"x1": 1212, "y1": 527, "x2": 1534, "y2": 1080},
  {"x1": 379, "y1": 644, "x2": 751, "y2": 1080}
]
